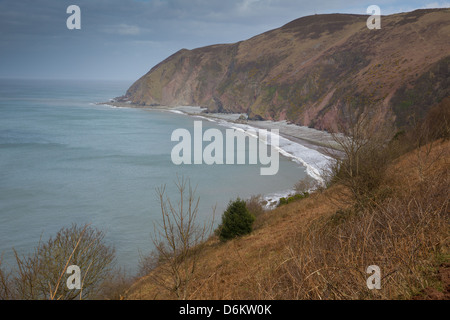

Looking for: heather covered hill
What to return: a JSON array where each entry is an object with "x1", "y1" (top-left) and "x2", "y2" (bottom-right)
[{"x1": 124, "y1": 9, "x2": 450, "y2": 132}]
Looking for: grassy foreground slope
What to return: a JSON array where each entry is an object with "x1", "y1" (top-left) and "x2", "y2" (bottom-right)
[{"x1": 126, "y1": 138, "x2": 449, "y2": 300}]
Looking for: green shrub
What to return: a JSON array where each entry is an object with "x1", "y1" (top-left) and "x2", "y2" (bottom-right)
[
  {"x1": 278, "y1": 197, "x2": 288, "y2": 206},
  {"x1": 217, "y1": 198, "x2": 255, "y2": 242},
  {"x1": 277, "y1": 192, "x2": 309, "y2": 207}
]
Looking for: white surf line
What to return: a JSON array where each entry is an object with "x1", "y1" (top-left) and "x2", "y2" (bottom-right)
[
  {"x1": 115, "y1": 104, "x2": 332, "y2": 207},
  {"x1": 169, "y1": 108, "x2": 332, "y2": 185},
  {"x1": 209, "y1": 119, "x2": 332, "y2": 186}
]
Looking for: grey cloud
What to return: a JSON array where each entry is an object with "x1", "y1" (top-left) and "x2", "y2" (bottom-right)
[
  {"x1": 100, "y1": 23, "x2": 150, "y2": 36},
  {"x1": 0, "y1": 0, "x2": 438, "y2": 80}
]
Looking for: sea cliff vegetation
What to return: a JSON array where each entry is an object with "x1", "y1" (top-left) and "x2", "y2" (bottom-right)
[{"x1": 2, "y1": 98, "x2": 447, "y2": 300}]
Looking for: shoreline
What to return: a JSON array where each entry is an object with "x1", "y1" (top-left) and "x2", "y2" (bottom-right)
[
  {"x1": 98, "y1": 101, "x2": 337, "y2": 207},
  {"x1": 99, "y1": 101, "x2": 341, "y2": 152}
]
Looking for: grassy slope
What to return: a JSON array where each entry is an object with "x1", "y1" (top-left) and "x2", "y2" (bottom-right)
[
  {"x1": 126, "y1": 140, "x2": 449, "y2": 300},
  {"x1": 125, "y1": 9, "x2": 450, "y2": 132}
]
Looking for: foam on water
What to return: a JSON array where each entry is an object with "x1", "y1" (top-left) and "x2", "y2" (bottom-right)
[
  {"x1": 169, "y1": 108, "x2": 332, "y2": 208},
  {"x1": 175, "y1": 109, "x2": 331, "y2": 184}
]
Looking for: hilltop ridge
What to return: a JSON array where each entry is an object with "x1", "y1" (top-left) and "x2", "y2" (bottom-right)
[{"x1": 123, "y1": 9, "x2": 450, "y2": 132}]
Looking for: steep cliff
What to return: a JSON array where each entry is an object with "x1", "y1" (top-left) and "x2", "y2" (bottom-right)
[{"x1": 124, "y1": 9, "x2": 450, "y2": 131}]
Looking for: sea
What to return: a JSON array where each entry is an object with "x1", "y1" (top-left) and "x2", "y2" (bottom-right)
[{"x1": 0, "y1": 79, "x2": 327, "y2": 274}]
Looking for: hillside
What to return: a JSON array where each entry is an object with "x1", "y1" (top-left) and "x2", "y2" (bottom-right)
[
  {"x1": 122, "y1": 9, "x2": 450, "y2": 132},
  {"x1": 126, "y1": 137, "x2": 449, "y2": 300}
]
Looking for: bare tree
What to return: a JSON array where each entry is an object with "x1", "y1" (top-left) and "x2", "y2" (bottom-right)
[
  {"x1": 3, "y1": 224, "x2": 116, "y2": 300},
  {"x1": 150, "y1": 176, "x2": 215, "y2": 299},
  {"x1": 322, "y1": 110, "x2": 392, "y2": 207}
]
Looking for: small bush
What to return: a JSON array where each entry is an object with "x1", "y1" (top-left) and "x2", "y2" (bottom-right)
[
  {"x1": 277, "y1": 193, "x2": 309, "y2": 207},
  {"x1": 245, "y1": 195, "x2": 265, "y2": 219},
  {"x1": 328, "y1": 207, "x2": 358, "y2": 226},
  {"x1": 294, "y1": 176, "x2": 319, "y2": 194},
  {"x1": 217, "y1": 198, "x2": 255, "y2": 242}
]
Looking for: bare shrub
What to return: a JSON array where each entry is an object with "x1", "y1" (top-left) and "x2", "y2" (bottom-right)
[
  {"x1": 150, "y1": 176, "x2": 215, "y2": 300},
  {"x1": 94, "y1": 268, "x2": 133, "y2": 300},
  {"x1": 137, "y1": 250, "x2": 160, "y2": 279},
  {"x1": 2, "y1": 224, "x2": 115, "y2": 300},
  {"x1": 294, "y1": 176, "x2": 320, "y2": 194},
  {"x1": 255, "y1": 163, "x2": 449, "y2": 299},
  {"x1": 423, "y1": 97, "x2": 450, "y2": 141},
  {"x1": 402, "y1": 101, "x2": 450, "y2": 181},
  {"x1": 323, "y1": 111, "x2": 393, "y2": 208},
  {"x1": 245, "y1": 195, "x2": 265, "y2": 219}
]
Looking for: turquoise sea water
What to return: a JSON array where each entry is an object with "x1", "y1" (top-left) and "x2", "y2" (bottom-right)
[{"x1": 0, "y1": 79, "x2": 307, "y2": 273}]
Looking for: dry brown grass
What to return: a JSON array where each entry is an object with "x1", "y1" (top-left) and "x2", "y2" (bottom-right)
[{"x1": 126, "y1": 140, "x2": 449, "y2": 300}]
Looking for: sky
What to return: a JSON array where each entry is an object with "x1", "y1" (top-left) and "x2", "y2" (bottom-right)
[{"x1": 0, "y1": 0, "x2": 448, "y2": 81}]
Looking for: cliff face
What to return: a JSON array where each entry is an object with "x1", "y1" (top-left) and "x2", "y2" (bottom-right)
[{"x1": 125, "y1": 9, "x2": 450, "y2": 131}]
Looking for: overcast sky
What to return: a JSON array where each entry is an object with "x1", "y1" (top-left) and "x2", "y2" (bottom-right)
[{"x1": 0, "y1": 0, "x2": 448, "y2": 81}]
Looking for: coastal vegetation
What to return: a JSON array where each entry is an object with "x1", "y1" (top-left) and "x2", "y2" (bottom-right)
[
  {"x1": 0, "y1": 224, "x2": 116, "y2": 300},
  {"x1": 1, "y1": 96, "x2": 448, "y2": 300},
  {"x1": 144, "y1": 177, "x2": 215, "y2": 300},
  {"x1": 1, "y1": 9, "x2": 449, "y2": 301},
  {"x1": 216, "y1": 198, "x2": 256, "y2": 242},
  {"x1": 0, "y1": 97, "x2": 448, "y2": 300},
  {"x1": 124, "y1": 96, "x2": 448, "y2": 300},
  {"x1": 277, "y1": 192, "x2": 309, "y2": 207}
]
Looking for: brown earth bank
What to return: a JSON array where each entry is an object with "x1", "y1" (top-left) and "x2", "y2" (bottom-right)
[
  {"x1": 125, "y1": 139, "x2": 449, "y2": 300},
  {"x1": 122, "y1": 9, "x2": 450, "y2": 133},
  {"x1": 412, "y1": 263, "x2": 450, "y2": 300}
]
